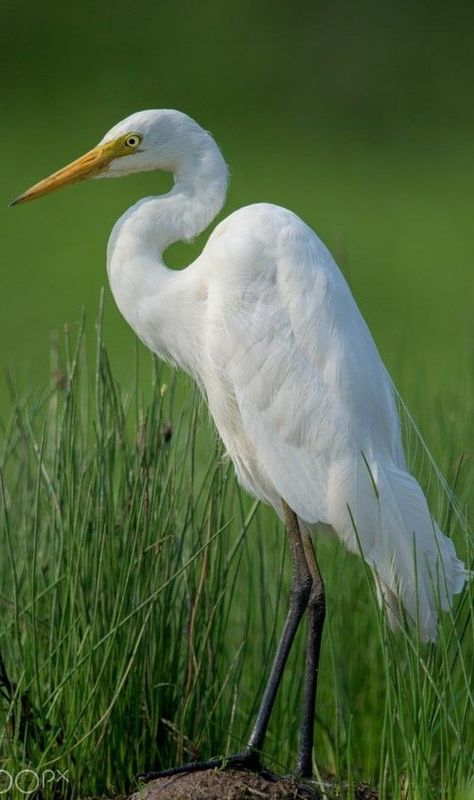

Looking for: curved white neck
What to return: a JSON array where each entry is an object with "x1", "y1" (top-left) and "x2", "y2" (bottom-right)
[{"x1": 106, "y1": 143, "x2": 228, "y2": 338}]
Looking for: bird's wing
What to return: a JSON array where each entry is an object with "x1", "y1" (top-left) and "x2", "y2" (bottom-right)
[
  {"x1": 203, "y1": 205, "x2": 403, "y2": 526},
  {"x1": 203, "y1": 205, "x2": 469, "y2": 640}
]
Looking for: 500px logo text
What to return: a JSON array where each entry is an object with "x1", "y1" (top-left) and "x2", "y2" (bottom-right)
[{"x1": 0, "y1": 768, "x2": 69, "y2": 795}]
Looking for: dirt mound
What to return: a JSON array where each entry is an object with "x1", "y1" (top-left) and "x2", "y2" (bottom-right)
[{"x1": 126, "y1": 769, "x2": 378, "y2": 800}]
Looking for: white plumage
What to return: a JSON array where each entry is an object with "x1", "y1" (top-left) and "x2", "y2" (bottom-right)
[
  {"x1": 15, "y1": 109, "x2": 470, "y2": 644},
  {"x1": 200, "y1": 205, "x2": 467, "y2": 640}
]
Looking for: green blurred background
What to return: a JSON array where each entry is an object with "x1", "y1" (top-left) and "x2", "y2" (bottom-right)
[{"x1": 1, "y1": 0, "x2": 474, "y2": 407}]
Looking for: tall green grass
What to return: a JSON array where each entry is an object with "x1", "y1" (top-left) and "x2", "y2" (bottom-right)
[{"x1": 0, "y1": 305, "x2": 473, "y2": 799}]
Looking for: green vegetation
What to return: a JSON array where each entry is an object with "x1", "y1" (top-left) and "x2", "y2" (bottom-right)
[{"x1": 0, "y1": 308, "x2": 472, "y2": 799}]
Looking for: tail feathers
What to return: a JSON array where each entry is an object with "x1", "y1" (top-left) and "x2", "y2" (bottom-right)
[{"x1": 329, "y1": 458, "x2": 471, "y2": 642}]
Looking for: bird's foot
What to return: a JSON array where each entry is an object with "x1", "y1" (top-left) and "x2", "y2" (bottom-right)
[{"x1": 137, "y1": 748, "x2": 277, "y2": 784}]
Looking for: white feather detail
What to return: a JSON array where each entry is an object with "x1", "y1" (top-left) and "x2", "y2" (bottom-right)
[{"x1": 327, "y1": 457, "x2": 470, "y2": 641}]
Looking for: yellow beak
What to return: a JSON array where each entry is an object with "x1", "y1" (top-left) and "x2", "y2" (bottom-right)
[{"x1": 10, "y1": 140, "x2": 120, "y2": 207}]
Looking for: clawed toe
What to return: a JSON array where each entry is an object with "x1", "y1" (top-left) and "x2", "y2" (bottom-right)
[{"x1": 137, "y1": 749, "x2": 271, "y2": 784}]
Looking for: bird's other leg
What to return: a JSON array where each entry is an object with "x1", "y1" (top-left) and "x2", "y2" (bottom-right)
[
  {"x1": 245, "y1": 500, "x2": 312, "y2": 755},
  {"x1": 138, "y1": 500, "x2": 312, "y2": 784},
  {"x1": 295, "y1": 526, "x2": 326, "y2": 778}
]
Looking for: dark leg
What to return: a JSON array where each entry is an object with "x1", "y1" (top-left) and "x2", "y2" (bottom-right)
[
  {"x1": 245, "y1": 501, "x2": 312, "y2": 752},
  {"x1": 139, "y1": 500, "x2": 312, "y2": 783},
  {"x1": 296, "y1": 527, "x2": 326, "y2": 778}
]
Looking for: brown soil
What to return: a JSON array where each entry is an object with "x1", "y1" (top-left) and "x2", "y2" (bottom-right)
[{"x1": 125, "y1": 770, "x2": 379, "y2": 800}]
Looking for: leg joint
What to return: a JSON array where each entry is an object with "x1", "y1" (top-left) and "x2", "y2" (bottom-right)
[
  {"x1": 308, "y1": 578, "x2": 326, "y2": 615},
  {"x1": 290, "y1": 573, "x2": 313, "y2": 607}
]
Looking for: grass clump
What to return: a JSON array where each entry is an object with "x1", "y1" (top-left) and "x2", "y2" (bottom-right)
[{"x1": 0, "y1": 306, "x2": 472, "y2": 799}]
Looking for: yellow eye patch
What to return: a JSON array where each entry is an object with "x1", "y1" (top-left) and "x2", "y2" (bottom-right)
[{"x1": 108, "y1": 132, "x2": 142, "y2": 157}]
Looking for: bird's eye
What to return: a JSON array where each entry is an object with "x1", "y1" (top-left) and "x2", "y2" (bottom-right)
[{"x1": 124, "y1": 133, "x2": 141, "y2": 148}]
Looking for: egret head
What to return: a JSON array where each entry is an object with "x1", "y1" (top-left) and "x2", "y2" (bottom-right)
[{"x1": 10, "y1": 109, "x2": 212, "y2": 206}]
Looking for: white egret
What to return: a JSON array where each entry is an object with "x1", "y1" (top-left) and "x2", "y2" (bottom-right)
[{"x1": 12, "y1": 109, "x2": 470, "y2": 781}]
